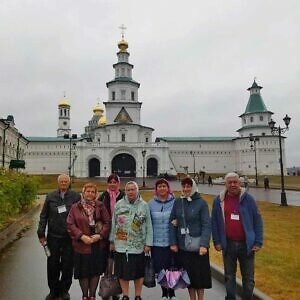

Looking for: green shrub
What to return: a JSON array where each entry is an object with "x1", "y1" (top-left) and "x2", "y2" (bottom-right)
[{"x1": 0, "y1": 169, "x2": 40, "y2": 229}]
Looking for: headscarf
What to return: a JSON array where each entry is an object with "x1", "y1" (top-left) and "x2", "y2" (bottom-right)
[
  {"x1": 125, "y1": 181, "x2": 139, "y2": 203},
  {"x1": 107, "y1": 174, "x2": 121, "y2": 215},
  {"x1": 181, "y1": 178, "x2": 198, "y2": 201},
  {"x1": 154, "y1": 178, "x2": 172, "y2": 197}
]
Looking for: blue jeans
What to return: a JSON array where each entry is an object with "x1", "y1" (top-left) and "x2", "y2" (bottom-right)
[{"x1": 223, "y1": 240, "x2": 255, "y2": 300}]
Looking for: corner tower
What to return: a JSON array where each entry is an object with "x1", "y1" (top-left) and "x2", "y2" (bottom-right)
[
  {"x1": 237, "y1": 80, "x2": 273, "y2": 137},
  {"x1": 57, "y1": 96, "x2": 71, "y2": 137},
  {"x1": 104, "y1": 35, "x2": 141, "y2": 125}
]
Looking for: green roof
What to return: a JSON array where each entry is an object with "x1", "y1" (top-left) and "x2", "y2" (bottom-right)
[
  {"x1": 236, "y1": 124, "x2": 270, "y2": 132},
  {"x1": 247, "y1": 80, "x2": 262, "y2": 91},
  {"x1": 156, "y1": 137, "x2": 234, "y2": 142},
  {"x1": 244, "y1": 94, "x2": 267, "y2": 114}
]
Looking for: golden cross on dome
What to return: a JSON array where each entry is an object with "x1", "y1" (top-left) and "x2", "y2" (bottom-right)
[{"x1": 119, "y1": 24, "x2": 127, "y2": 39}]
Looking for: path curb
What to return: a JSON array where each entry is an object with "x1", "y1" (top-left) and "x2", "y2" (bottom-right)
[
  {"x1": 211, "y1": 263, "x2": 273, "y2": 300},
  {"x1": 0, "y1": 201, "x2": 40, "y2": 252}
]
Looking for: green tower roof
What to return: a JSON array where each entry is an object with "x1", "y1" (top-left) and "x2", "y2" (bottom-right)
[{"x1": 244, "y1": 80, "x2": 267, "y2": 114}]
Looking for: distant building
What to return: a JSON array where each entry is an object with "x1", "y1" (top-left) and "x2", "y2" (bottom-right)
[
  {"x1": 24, "y1": 37, "x2": 287, "y2": 177},
  {"x1": 0, "y1": 116, "x2": 28, "y2": 169}
]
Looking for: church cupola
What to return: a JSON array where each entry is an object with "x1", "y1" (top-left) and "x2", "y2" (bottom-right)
[
  {"x1": 57, "y1": 94, "x2": 71, "y2": 137},
  {"x1": 237, "y1": 79, "x2": 273, "y2": 137}
]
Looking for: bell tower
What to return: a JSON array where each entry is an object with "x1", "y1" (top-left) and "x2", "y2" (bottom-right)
[{"x1": 57, "y1": 95, "x2": 71, "y2": 137}]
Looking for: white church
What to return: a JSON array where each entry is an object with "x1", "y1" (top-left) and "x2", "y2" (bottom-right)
[{"x1": 24, "y1": 36, "x2": 287, "y2": 178}]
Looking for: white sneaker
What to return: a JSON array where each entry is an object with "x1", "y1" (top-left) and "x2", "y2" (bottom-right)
[
  {"x1": 169, "y1": 297, "x2": 177, "y2": 300},
  {"x1": 161, "y1": 297, "x2": 168, "y2": 300}
]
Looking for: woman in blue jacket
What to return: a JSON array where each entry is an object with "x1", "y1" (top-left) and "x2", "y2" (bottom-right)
[
  {"x1": 169, "y1": 177, "x2": 211, "y2": 300},
  {"x1": 148, "y1": 179, "x2": 176, "y2": 300}
]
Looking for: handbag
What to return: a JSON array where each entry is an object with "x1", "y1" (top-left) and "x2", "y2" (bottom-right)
[
  {"x1": 98, "y1": 256, "x2": 122, "y2": 298},
  {"x1": 143, "y1": 253, "x2": 156, "y2": 288},
  {"x1": 181, "y1": 199, "x2": 201, "y2": 252},
  {"x1": 157, "y1": 268, "x2": 190, "y2": 290}
]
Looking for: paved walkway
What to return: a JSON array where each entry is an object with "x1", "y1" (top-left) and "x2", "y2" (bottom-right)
[
  {"x1": 0, "y1": 212, "x2": 231, "y2": 300},
  {"x1": 132, "y1": 178, "x2": 300, "y2": 206}
]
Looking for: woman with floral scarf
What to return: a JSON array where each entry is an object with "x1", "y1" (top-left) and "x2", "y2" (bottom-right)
[{"x1": 67, "y1": 183, "x2": 111, "y2": 300}]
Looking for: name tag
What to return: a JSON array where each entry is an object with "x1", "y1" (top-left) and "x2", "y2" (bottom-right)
[
  {"x1": 181, "y1": 228, "x2": 189, "y2": 235},
  {"x1": 57, "y1": 205, "x2": 67, "y2": 214},
  {"x1": 231, "y1": 213, "x2": 239, "y2": 221}
]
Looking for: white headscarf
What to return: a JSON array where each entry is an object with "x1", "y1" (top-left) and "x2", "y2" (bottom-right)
[{"x1": 182, "y1": 178, "x2": 198, "y2": 201}]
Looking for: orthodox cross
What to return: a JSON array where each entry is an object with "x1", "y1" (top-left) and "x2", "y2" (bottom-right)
[{"x1": 119, "y1": 24, "x2": 127, "y2": 39}]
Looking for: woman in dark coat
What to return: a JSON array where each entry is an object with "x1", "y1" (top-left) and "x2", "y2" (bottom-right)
[
  {"x1": 67, "y1": 182, "x2": 111, "y2": 300},
  {"x1": 169, "y1": 177, "x2": 212, "y2": 300},
  {"x1": 99, "y1": 174, "x2": 124, "y2": 300}
]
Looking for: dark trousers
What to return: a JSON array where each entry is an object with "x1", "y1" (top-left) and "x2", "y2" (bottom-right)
[
  {"x1": 223, "y1": 240, "x2": 255, "y2": 300},
  {"x1": 47, "y1": 236, "x2": 74, "y2": 294}
]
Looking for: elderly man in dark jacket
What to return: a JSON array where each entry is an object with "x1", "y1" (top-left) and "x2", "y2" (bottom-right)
[{"x1": 37, "y1": 174, "x2": 81, "y2": 300}]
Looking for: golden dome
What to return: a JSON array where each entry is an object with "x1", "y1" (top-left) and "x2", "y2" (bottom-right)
[
  {"x1": 118, "y1": 39, "x2": 128, "y2": 52},
  {"x1": 93, "y1": 103, "x2": 104, "y2": 116},
  {"x1": 98, "y1": 116, "x2": 107, "y2": 126},
  {"x1": 58, "y1": 98, "x2": 70, "y2": 107}
]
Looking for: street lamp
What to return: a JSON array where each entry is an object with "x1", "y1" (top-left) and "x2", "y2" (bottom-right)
[
  {"x1": 249, "y1": 136, "x2": 259, "y2": 187},
  {"x1": 190, "y1": 151, "x2": 196, "y2": 179},
  {"x1": 268, "y1": 114, "x2": 291, "y2": 206},
  {"x1": 64, "y1": 133, "x2": 77, "y2": 177},
  {"x1": 1, "y1": 119, "x2": 10, "y2": 168},
  {"x1": 142, "y1": 149, "x2": 147, "y2": 187}
]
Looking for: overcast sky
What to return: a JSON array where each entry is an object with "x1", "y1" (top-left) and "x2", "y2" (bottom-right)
[{"x1": 1, "y1": 0, "x2": 299, "y2": 166}]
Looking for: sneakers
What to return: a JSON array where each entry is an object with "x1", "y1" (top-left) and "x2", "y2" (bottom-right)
[
  {"x1": 161, "y1": 297, "x2": 168, "y2": 300},
  {"x1": 169, "y1": 297, "x2": 177, "y2": 300},
  {"x1": 121, "y1": 296, "x2": 130, "y2": 300}
]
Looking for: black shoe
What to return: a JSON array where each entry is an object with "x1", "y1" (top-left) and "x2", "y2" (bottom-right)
[
  {"x1": 60, "y1": 290, "x2": 70, "y2": 300},
  {"x1": 135, "y1": 297, "x2": 142, "y2": 300},
  {"x1": 113, "y1": 296, "x2": 120, "y2": 300},
  {"x1": 121, "y1": 296, "x2": 129, "y2": 300},
  {"x1": 45, "y1": 291, "x2": 59, "y2": 300}
]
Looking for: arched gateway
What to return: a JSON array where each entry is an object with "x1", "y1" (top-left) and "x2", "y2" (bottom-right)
[
  {"x1": 88, "y1": 158, "x2": 100, "y2": 177},
  {"x1": 147, "y1": 157, "x2": 158, "y2": 177},
  {"x1": 111, "y1": 153, "x2": 136, "y2": 177}
]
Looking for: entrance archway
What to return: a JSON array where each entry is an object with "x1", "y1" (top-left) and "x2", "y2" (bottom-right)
[
  {"x1": 89, "y1": 158, "x2": 100, "y2": 177},
  {"x1": 147, "y1": 158, "x2": 158, "y2": 177},
  {"x1": 112, "y1": 153, "x2": 136, "y2": 177}
]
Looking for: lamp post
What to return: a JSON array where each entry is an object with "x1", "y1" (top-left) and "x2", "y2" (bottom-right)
[
  {"x1": 64, "y1": 133, "x2": 77, "y2": 177},
  {"x1": 190, "y1": 151, "x2": 196, "y2": 179},
  {"x1": 268, "y1": 114, "x2": 291, "y2": 206},
  {"x1": 249, "y1": 136, "x2": 259, "y2": 187},
  {"x1": 142, "y1": 149, "x2": 147, "y2": 187},
  {"x1": 1, "y1": 120, "x2": 10, "y2": 168}
]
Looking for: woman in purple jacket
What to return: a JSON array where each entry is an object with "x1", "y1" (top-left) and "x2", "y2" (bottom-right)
[{"x1": 67, "y1": 182, "x2": 111, "y2": 300}]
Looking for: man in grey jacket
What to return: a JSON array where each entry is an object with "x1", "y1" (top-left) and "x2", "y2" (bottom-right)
[{"x1": 37, "y1": 174, "x2": 81, "y2": 300}]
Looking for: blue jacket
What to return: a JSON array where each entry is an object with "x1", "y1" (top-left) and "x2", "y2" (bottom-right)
[
  {"x1": 211, "y1": 189, "x2": 263, "y2": 255},
  {"x1": 169, "y1": 192, "x2": 211, "y2": 250},
  {"x1": 148, "y1": 194, "x2": 176, "y2": 247}
]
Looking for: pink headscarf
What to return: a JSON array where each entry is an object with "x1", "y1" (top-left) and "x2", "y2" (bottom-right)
[{"x1": 107, "y1": 174, "x2": 121, "y2": 215}]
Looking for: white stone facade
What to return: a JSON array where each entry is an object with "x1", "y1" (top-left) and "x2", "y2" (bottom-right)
[{"x1": 24, "y1": 39, "x2": 287, "y2": 177}]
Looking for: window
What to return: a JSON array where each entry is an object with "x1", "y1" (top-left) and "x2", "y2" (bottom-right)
[
  {"x1": 250, "y1": 116, "x2": 254, "y2": 122},
  {"x1": 121, "y1": 134, "x2": 125, "y2": 142},
  {"x1": 145, "y1": 137, "x2": 149, "y2": 143},
  {"x1": 243, "y1": 118, "x2": 246, "y2": 124},
  {"x1": 63, "y1": 121, "x2": 67, "y2": 126},
  {"x1": 262, "y1": 132, "x2": 266, "y2": 136},
  {"x1": 131, "y1": 91, "x2": 135, "y2": 101},
  {"x1": 260, "y1": 116, "x2": 263, "y2": 121},
  {"x1": 112, "y1": 91, "x2": 115, "y2": 100},
  {"x1": 121, "y1": 90, "x2": 126, "y2": 100}
]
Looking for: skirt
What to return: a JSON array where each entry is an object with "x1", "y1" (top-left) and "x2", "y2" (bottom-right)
[
  {"x1": 177, "y1": 250, "x2": 212, "y2": 289},
  {"x1": 115, "y1": 252, "x2": 145, "y2": 280},
  {"x1": 152, "y1": 246, "x2": 176, "y2": 273},
  {"x1": 74, "y1": 244, "x2": 108, "y2": 279}
]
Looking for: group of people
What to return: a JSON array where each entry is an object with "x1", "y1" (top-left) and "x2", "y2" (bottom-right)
[{"x1": 37, "y1": 172, "x2": 263, "y2": 300}]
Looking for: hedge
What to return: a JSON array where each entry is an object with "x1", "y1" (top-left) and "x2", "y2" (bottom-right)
[{"x1": 0, "y1": 169, "x2": 40, "y2": 229}]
